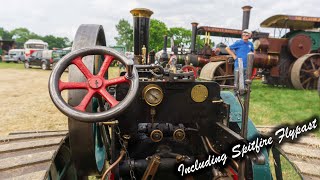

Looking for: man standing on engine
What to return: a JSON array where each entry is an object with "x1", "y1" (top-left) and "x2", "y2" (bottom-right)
[{"x1": 226, "y1": 29, "x2": 254, "y2": 82}]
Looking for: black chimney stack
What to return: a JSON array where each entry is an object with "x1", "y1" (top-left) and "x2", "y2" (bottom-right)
[
  {"x1": 191, "y1": 22, "x2": 198, "y2": 54},
  {"x1": 163, "y1": 35, "x2": 168, "y2": 52},
  {"x1": 130, "y1": 8, "x2": 153, "y2": 64},
  {"x1": 160, "y1": 35, "x2": 169, "y2": 62},
  {"x1": 242, "y1": 6, "x2": 252, "y2": 30}
]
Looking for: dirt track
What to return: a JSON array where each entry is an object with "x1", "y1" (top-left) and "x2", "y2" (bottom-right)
[{"x1": 0, "y1": 68, "x2": 68, "y2": 136}]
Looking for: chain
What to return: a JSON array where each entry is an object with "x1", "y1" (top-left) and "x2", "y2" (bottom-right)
[{"x1": 115, "y1": 126, "x2": 136, "y2": 180}]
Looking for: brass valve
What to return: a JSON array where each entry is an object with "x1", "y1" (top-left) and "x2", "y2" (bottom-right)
[
  {"x1": 150, "y1": 130, "x2": 163, "y2": 142},
  {"x1": 173, "y1": 129, "x2": 185, "y2": 141}
]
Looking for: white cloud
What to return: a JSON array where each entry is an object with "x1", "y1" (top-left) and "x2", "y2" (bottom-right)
[{"x1": 1, "y1": 0, "x2": 319, "y2": 46}]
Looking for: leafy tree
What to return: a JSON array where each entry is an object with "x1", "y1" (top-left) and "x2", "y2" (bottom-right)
[
  {"x1": 149, "y1": 19, "x2": 168, "y2": 51},
  {"x1": 6, "y1": 27, "x2": 70, "y2": 49},
  {"x1": 114, "y1": 19, "x2": 133, "y2": 51},
  {"x1": 196, "y1": 36, "x2": 206, "y2": 50},
  {"x1": 168, "y1": 27, "x2": 192, "y2": 48},
  {"x1": 41, "y1": 35, "x2": 70, "y2": 49},
  {"x1": 10, "y1": 28, "x2": 41, "y2": 46},
  {"x1": 0, "y1": 28, "x2": 12, "y2": 40}
]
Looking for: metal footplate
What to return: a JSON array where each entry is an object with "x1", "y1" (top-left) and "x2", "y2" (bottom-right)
[{"x1": 0, "y1": 130, "x2": 68, "y2": 179}]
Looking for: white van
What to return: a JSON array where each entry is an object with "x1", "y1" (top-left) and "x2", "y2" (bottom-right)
[{"x1": 4, "y1": 49, "x2": 25, "y2": 63}]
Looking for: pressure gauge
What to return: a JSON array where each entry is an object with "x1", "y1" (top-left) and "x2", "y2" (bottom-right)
[{"x1": 142, "y1": 84, "x2": 164, "y2": 106}]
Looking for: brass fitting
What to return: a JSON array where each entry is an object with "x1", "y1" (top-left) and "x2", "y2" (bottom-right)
[
  {"x1": 101, "y1": 120, "x2": 119, "y2": 126},
  {"x1": 173, "y1": 129, "x2": 185, "y2": 141},
  {"x1": 150, "y1": 130, "x2": 163, "y2": 142}
]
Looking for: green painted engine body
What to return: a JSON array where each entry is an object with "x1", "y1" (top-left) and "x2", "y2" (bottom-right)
[{"x1": 221, "y1": 91, "x2": 272, "y2": 180}]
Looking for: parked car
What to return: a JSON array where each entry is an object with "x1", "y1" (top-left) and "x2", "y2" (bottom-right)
[
  {"x1": 25, "y1": 49, "x2": 70, "y2": 70},
  {"x1": 24, "y1": 50, "x2": 52, "y2": 70},
  {"x1": 4, "y1": 49, "x2": 25, "y2": 63}
]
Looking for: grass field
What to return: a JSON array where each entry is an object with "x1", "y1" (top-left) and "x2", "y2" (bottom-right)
[
  {"x1": 0, "y1": 61, "x2": 25, "y2": 69},
  {"x1": 250, "y1": 81, "x2": 319, "y2": 124},
  {"x1": 249, "y1": 80, "x2": 320, "y2": 138}
]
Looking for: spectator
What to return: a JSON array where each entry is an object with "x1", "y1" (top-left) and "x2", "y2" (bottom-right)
[{"x1": 226, "y1": 29, "x2": 254, "y2": 83}]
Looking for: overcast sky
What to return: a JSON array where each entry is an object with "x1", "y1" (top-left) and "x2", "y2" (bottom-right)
[{"x1": 1, "y1": 0, "x2": 320, "y2": 46}]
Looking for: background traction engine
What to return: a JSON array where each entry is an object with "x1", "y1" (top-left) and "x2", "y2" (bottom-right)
[
  {"x1": 253, "y1": 15, "x2": 320, "y2": 89},
  {"x1": 48, "y1": 8, "x2": 273, "y2": 180},
  {"x1": 173, "y1": 6, "x2": 254, "y2": 85}
]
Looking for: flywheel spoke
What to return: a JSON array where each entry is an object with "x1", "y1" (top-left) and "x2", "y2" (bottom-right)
[
  {"x1": 98, "y1": 89, "x2": 119, "y2": 107},
  {"x1": 59, "y1": 80, "x2": 88, "y2": 91},
  {"x1": 72, "y1": 57, "x2": 94, "y2": 79},
  {"x1": 98, "y1": 55, "x2": 114, "y2": 77},
  {"x1": 74, "y1": 90, "x2": 95, "y2": 111},
  {"x1": 104, "y1": 76, "x2": 129, "y2": 87}
]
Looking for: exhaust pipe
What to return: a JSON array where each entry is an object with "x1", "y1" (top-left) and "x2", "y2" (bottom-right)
[
  {"x1": 163, "y1": 35, "x2": 168, "y2": 53},
  {"x1": 191, "y1": 22, "x2": 198, "y2": 54},
  {"x1": 160, "y1": 35, "x2": 169, "y2": 62},
  {"x1": 130, "y1": 8, "x2": 153, "y2": 64},
  {"x1": 241, "y1": 6, "x2": 252, "y2": 30}
]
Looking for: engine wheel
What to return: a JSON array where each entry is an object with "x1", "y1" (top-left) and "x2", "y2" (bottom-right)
[
  {"x1": 291, "y1": 53, "x2": 320, "y2": 89},
  {"x1": 50, "y1": 140, "x2": 78, "y2": 180},
  {"x1": 62, "y1": 24, "x2": 107, "y2": 177},
  {"x1": 182, "y1": 65, "x2": 198, "y2": 78},
  {"x1": 199, "y1": 61, "x2": 234, "y2": 85}
]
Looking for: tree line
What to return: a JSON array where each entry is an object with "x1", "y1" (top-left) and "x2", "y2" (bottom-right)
[
  {"x1": 114, "y1": 19, "x2": 206, "y2": 52},
  {"x1": 1, "y1": 18, "x2": 206, "y2": 52},
  {"x1": 0, "y1": 27, "x2": 71, "y2": 49}
]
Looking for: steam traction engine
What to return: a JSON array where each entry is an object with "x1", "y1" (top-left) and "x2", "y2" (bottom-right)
[
  {"x1": 253, "y1": 15, "x2": 320, "y2": 89},
  {"x1": 46, "y1": 8, "x2": 275, "y2": 180},
  {"x1": 176, "y1": 6, "x2": 253, "y2": 85}
]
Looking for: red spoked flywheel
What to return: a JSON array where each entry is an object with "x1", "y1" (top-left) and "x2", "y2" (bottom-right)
[
  {"x1": 58, "y1": 55, "x2": 128, "y2": 111},
  {"x1": 49, "y1": 46, "x2": 139, "y2": 122}
]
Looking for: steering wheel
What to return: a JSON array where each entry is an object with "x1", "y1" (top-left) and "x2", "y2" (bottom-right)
[{"x1": 49, "y1": 46, "x2": 139, "y2": 122}]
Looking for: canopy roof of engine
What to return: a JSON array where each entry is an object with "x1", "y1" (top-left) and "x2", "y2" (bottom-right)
[
  {"x1": 197, "y1": 26, "x2": 242, "y2": 38},
  {"x1": 260, "y1": 15, "x2": 320, "y2": 30}
]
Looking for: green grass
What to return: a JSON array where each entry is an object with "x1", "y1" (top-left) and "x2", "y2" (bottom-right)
[
  {"x1": 0, "y1": 61, "x2": 25, "y2": 69},
  {"x1": 249, "y1": 80, "x2": 320, "y2": 137}
]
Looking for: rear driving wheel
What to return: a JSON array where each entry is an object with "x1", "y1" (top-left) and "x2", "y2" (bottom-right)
[
  {"x1": 50, "y1": 139, "x2": 78, "y2": 180},
  {"x1": 291, "y1": 53, "x2": 320, "y2": 89}
]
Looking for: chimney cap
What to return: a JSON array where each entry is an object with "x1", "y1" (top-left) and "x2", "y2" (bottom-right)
[
  {"x1": 130, "y1": 8, "x2": 153, "y2": 18},
  {"x1": 242, "y1": 5, "x2": 252, "y2": 11},
  {"x1": 191, "y1": 22, "x2": 199, "y2": 26}
]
